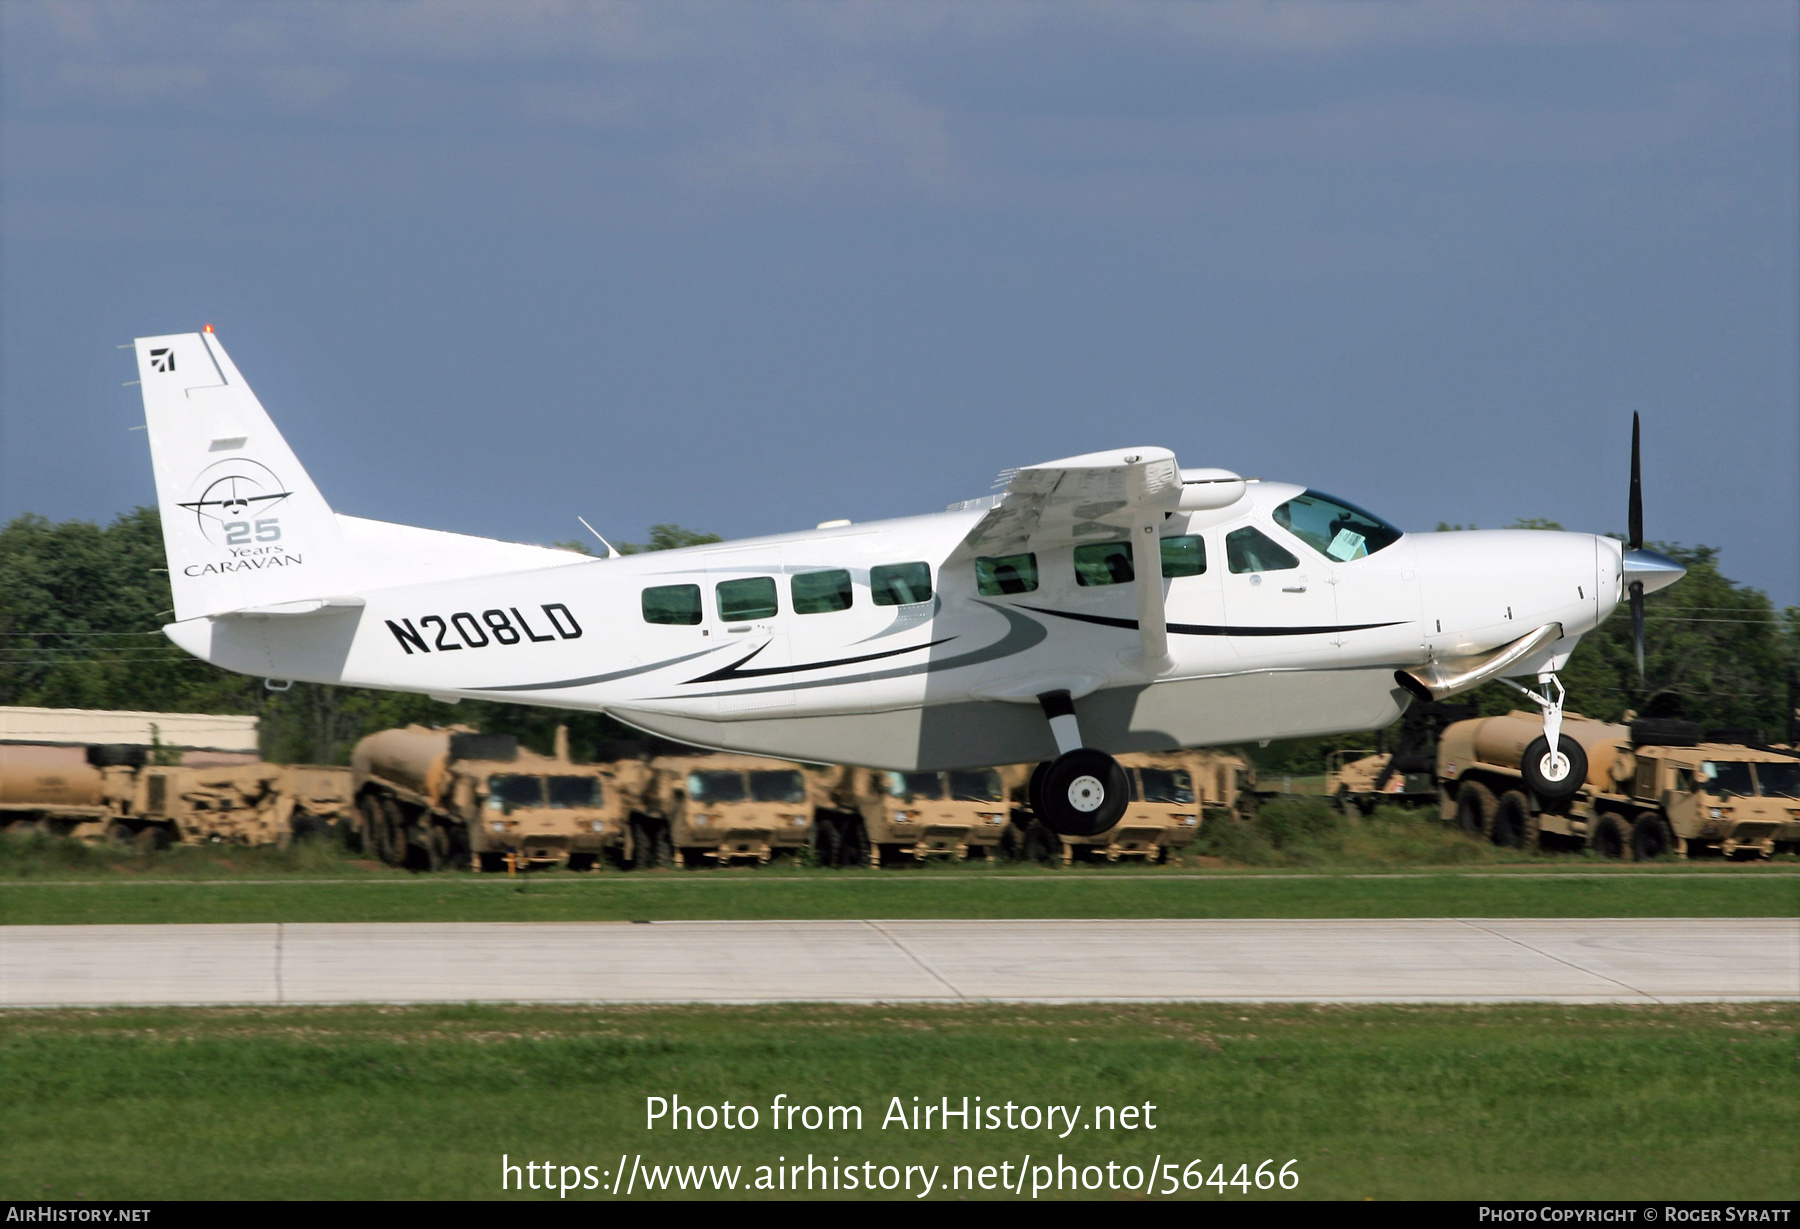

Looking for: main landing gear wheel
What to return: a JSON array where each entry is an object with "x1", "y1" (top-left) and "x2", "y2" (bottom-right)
[
  {"x1": 1033, "y1": 749, "x2": 1128, "y2": 839},
  {"x1": 1522, "y1": 735, "x2": 1586, "y2": 802}
]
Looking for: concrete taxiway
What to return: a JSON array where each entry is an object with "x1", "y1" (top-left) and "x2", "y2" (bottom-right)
[{"x1": 1, "y1": 918, "x2": 1793, "y2": 1008}]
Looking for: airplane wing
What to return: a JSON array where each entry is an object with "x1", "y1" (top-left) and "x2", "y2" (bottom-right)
[{"x1": 951, "y1": 447, "x2": 1182, "y2": 671}]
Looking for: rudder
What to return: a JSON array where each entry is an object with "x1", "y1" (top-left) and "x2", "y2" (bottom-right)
[{"x1": 136, "y1": 328, "x2": 344, "y2": 620}]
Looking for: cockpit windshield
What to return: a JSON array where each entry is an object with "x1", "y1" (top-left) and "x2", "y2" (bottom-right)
[{"x1": 1274, "y1": 491, "x2": 1403, "y2": 562}]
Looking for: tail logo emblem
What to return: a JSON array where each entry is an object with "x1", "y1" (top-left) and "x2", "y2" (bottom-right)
[
  {"x1": 149, "y1": 348, "x2": 175, "y2": 372},
  {"x1": 178, "y1": 458, "x2": 294, "y2": 547}
]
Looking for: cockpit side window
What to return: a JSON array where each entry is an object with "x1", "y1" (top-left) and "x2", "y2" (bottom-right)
[
  {"x1": 1273, "y1": 491, "x2": 1403, "y2": 562},
  {"x1": 1226, "y1": 526, "x2": 1299, "y2": 574}
]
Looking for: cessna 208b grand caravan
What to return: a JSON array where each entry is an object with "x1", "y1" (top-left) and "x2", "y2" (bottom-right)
[{"x1": 133, "y1": 328, "x2": 1685, "y2": 836}]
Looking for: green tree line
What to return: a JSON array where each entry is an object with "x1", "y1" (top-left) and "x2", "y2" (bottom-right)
[{"x1": 2, "y1": 509, "x2": 1794, "y2": 768}]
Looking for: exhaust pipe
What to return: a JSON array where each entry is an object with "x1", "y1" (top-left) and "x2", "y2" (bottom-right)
[{"x1": 1395, "y1": 622, "x2": 1564, "y2": 703}]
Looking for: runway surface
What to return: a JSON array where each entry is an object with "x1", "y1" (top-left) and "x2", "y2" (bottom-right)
[{"x1": 2, "y1": 918, "x2": 1793, "y2": 1007}]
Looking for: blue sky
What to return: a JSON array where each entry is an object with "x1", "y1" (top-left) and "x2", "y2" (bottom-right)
[{"x1": 4, "y1": 1, "x2": 1795, "y2": 604}]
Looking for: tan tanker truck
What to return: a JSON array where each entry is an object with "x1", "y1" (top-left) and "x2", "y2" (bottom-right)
[
  {"x1": 1011, "y1": 750, "x2": 1250, "y2": 865},
  {"x1": 351, "y1": 725, "x2": 636, "y2": 871},
  {"x1": 817, "y1": 765, "x2": 1019, "y2": 867},
  {"x1": 1437, "y1": 711, "x2": 1800, "y2": 859},
  {"x1": 632, "y1": 752, "x2": 822, "y2": 867},
  {"x1": 0, "y1": 741, "x2": 353, "y2": 848}
]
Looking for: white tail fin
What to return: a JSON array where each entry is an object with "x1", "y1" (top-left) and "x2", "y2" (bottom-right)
[{"x1": 137, "y1": 328, "x2": 345, "y2": 620}]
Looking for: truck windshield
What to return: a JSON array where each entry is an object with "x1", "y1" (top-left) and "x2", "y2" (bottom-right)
[
  {"x1": 1753, "y1": 761, "x2": 1800, "y2": 798},
  {"x1": 547, "y1": 776, "x2": 602, "y2": 808},
  {"x1": 749, "y1": 770, "x2": 807, "y2": 803},
  {"x1": 1700, "y1": 762, "x2": 1755, "y2": 798},
  {"x1": 1274, "y1": 491, "x2": 1403, "y2": 561},
  {"x1": 687, "y1": 771, "x2": 747, "y2": 804},
  {"x1": 947, "y1": 770, "x2": 1003, "y2": 802},
  {"x1": 486, "y1": 774, "x2": 544, "y2": 811},
  {"x1": 1138, "y1": 768, "x2": 1194, "y2": 804},
  {"x1": 883, "y1": 771, "x2": 943, "y2": 801}
]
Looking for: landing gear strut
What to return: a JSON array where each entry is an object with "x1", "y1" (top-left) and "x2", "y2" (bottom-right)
[
  {"x1": 1030, "y1": 690, "x2": 1128, "y2": 838},
  {"x1": 1500, "y1": 672, "x2": 1587, "y2": 802}
]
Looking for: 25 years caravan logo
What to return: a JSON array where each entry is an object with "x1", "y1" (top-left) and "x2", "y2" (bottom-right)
[{"x1": 175, "y1": 457, "x2": 305, "y2": 577}]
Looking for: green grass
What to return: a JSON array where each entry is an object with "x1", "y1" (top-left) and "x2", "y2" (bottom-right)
[
  {"x1": 4, "y1": 804, "x2": 1794, "y2": 924},
  {"x1": 1, "y1": 1002, "x2": 1790, "y2": 1200},
  {"x1": 2, "y1": 864, "x2": 1795, "y2": 924}
]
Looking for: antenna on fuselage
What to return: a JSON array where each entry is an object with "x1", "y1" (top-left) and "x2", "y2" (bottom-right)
[{"x1": 577, "y1": 516, "x2": 619, "y2": 559}]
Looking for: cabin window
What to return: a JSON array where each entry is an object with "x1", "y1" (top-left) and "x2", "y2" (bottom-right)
[
  {"x1": 1226, "y1": 526, "x2": 1300, "y2": 574},
  {"x1": 687, "y1": 771, "x2": 747, "y2": 804},
  {"x1": 883, "y1": 771, "x2": 944, "y2": 801},
  {"x1": 948, "y1": 769, "x2": 1004, "y2": 803},
  {"x1": 749, "y1": 770, "x2": 807, "y2": 803},
  {"x1": 1074, "y1": 541, "x2": 1134, "y2": 587},
  {"x1": 642, "y1": 584, "x2": 702, "y2": 625},
  {"x1": 1700, "y1": 761, "x2": 1754, "y2": 798},
  {"x1": 716, "y1": 576, "x2": 778, "y2": 621},
  {"x1": 486, "y1": 774, "x2": 544, "y2": 811},
  {"x1": 1274, "y1": 490, "x2": 1403, "y2": 561},
  {"x1": 871, "y1": 562, "x2": 933, "y2": 606},
  {"x1": 547, "y1": 776, "x2": 603, "y2": 808},
  {"x1": 975, "y1": 553, "x2": 1039, "y2": 595},
  {"x1": 791, "y1": 568, "x2": 853, "y2": 614},
  {"x1": 1138, "y1": 768, "x2": 1194, "y2": 804},
  {"x1": 1161, "y1": 535, "x2": 1206, "y2": 578},
  {"x1": 1754, "y1": 762, "x2": 1800, "y2": 798}
]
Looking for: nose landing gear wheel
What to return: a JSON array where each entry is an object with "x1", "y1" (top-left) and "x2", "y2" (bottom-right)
[{"x1": 1033, "y1": 749, "x2": 1128, "y2": 838}]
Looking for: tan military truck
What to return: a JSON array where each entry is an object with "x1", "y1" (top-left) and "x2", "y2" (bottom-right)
[
  {"x1": 1012, "y1": 750, "x2": 1248, "y2": 865},
  {"x1": 0, "y1": 741, "x2": 353, "y2": 849},
  {"x1": 0, "y1": 742, "x2": 141, "y2": 840},
  {"x1": 351, "y1": 725, "x2": 635, "y2": 871},
  {"x1": 1437, "y1": 711, "x2": 1800, "y2": 859},
  {"x1": 1327, "y1": 702, "x2": 1475, "y2": 814},
  {"x1": 818, "y1": 765, "x2": 1019, "y2": 867},
  {"x1": 127, "y1": 760, "x2": 354, "y2": 849},
  {"x1": 632, "y1": 752, "x2": 821, "y2": 867}
]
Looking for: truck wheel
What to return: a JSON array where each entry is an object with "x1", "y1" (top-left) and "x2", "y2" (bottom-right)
[
  {"x1": 810, "y1": 815, "x2": 843, "y2": 868},
  {"x1": 1455, "y1": 781, "x2": 1496, "y2": 838},
  {"x1": 1022, "y1": 821, "x2": 1061, "y2": 867},
  {"x1": 423, "y1": 823, "x2": 452, "y2": 872},
  {"x1": 839, "y1": 817, "x2": 871, "y2": 869},
  {"x1": 1483, "y1": 791, "x2": 1526, "y2": 849},
  {"x1": 134, "y1": 825, "x2": 171, "y2": 853},
  {"x1": 630, "y1": 818, "x2": 672, "y2": 870},
  {"x1": 106, "y1": 821, "x2": 135, "y2": 846},
  {"x1": 566, "y1": 853, "x2": 597, "y2": 872},
  {"x1": 1522, "y1": 736, "x2": 1587, "y2": 803},
  {"x1": 1591, "y1": 813, "x2": 1633, "y2": 860},
  {"x1": 1629, "y1": 811, "x2": 1673, "y2": 861},
  {"x1": 477, "y1": 852, "x2": 507, "y2": 873}
]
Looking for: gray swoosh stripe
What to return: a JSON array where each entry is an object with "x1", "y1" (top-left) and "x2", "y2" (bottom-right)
[
  {"x1": 472, "y1": 645, "x2": 725, "y2": 692},
  {"x1": 855, "y1": 595, "x2": 943, "y2": 643},
  {"x1": 653, "y1": 602, "x2": 1047, "y2": 700}
]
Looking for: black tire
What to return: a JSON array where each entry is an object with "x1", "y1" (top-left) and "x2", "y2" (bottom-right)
[
  {"x1": 424, "y1": 823, "x2": 452, "y2": 872},
  {"x1": 839, "y1": 817, "x2": 871, "y2": 868},
  {"x1": 288, "y1": 812, "x2": 327, "y2": 843},
  {"x1": 811, "y1": 815, "x2": 844, "y2": 868},
  {"x1": 1591, "y1": 812, "x2": 1633, "y2": 860},
  {"x1": 134, "y1": 824, "x2": 171, "y2": 853},
  {"x1": 1022, "y1": 821, "x2": 1062, "y2": 866},
  {"x1": 106, "y1": 821, "x2": 135, "y2": 846},
  {"x1": 1026, "y1": 761, "x2": 1052, "y2": 819},
  {"x1": 630, "y1": 818, "x2": 672, "y2": 870},
  {"x1": 566, "y1": 852, "x2": 597, "y2": 872},
  {"x1": 1490, "y1": 790, "x2": 1532, "y2": 849},
  {"x1": 1034, "y1": 749, "x2": 1129, "y2": 838},
  {"x1": 1522, "y1": 735, "x2": 1587, "y2": 802},
  {"x1": 1455, "y1": 780, "x2": 1496, "y2": 838},
  {"x1": 477, "y1": 852, "x2": 507, "y2": 873},
  {"x1": 1629, "y1": 810, "x2": 1674, "y2": 861}
]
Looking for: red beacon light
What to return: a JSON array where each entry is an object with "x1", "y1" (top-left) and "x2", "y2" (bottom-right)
[{"x1": 203, "y1": 324, "x2": 214, "y2": 333}]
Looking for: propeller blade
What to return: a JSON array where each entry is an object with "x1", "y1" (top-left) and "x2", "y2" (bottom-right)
[
  {"x1": 1630, "y1": 580, "x2": 1646, "y2": 685},
  {"x1": 1628, "y1": 412, "x2": 1643, "y2": 551}
]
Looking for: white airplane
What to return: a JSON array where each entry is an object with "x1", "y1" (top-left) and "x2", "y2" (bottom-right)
[{"x1": 132, "y1": 328, "x2": 1686, "y2": 836}]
